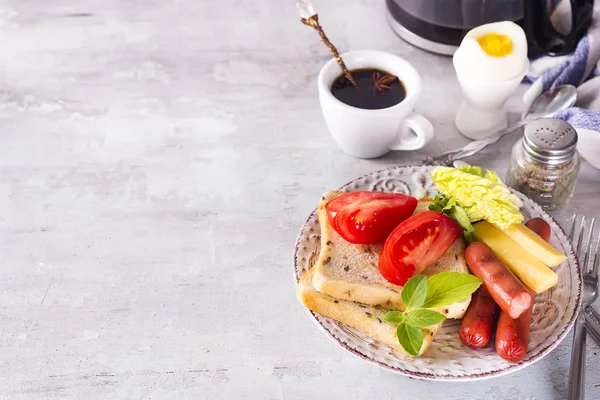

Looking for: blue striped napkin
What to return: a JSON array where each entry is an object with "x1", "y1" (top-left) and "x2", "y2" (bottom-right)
[{"x1": 523, "y1": 2, "x2": 600, "y2": 169}]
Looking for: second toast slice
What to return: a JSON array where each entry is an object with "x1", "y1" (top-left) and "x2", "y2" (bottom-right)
[{"x1": 297, "y1": 267, "x2": 441, "y2": 357}]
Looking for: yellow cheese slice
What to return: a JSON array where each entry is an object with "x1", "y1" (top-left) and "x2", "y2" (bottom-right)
[
  {"x1": 473, "y1": 221, "x2": 558, "y2": 293},
  {"x1": 504, "y1": 223, "x2": 566, "y2": 267}
]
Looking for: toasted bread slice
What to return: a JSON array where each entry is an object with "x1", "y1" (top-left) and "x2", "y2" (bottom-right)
[
  {"x1": 312, "y1": 190, "x2": 471, "y2": 318},
  {"x1": 297, "y1": 267, "x2": 441, "y2": 357}
]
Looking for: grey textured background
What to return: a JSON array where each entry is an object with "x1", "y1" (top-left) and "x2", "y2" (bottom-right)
[{"x1": 0, "y1": 1, "x2": 599, "y2": 399}]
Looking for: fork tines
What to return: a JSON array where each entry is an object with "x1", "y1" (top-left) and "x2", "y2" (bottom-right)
[{"x1": 569, "y1": 214, "x2": 600, "y2": 278}]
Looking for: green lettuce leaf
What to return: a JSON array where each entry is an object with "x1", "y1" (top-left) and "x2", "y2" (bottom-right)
[
  {"x1": 457, "y1": 165, "x2": 484, "y2": 177},
  {"x1": 430, "y1": 165, "x2": 523, "y2": 230},
  {"x1": 429, "y1": 194, "x2": 449, "y2": 212},
  {"x1": 429, "y1": 194, "x2": 475, "y2": 242},
  {"x1": 484, "y1": 169, "x2": 501, "y2": 183},
  {"x1": 457, "y1": 165, "x2": 501, "y2": 184}
]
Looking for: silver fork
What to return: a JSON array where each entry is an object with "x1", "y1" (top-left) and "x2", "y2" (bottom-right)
[
  {"x1": 567, "y1": 215, "x2": 599, "y2": 400},
  {"x1": 584, "y1": 306, "x2": 600, "y2": 346}
]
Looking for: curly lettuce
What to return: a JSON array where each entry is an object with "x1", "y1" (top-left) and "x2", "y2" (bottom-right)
[
  {"x1": 457, "y1": 165, "x2": 502, "y2": 183},
  {"x1": 430, "y1": 165, "x2": 523, "y2": 230}
]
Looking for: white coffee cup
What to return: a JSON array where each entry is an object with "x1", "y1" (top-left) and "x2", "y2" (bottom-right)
[{"x1": 318, "y1": 50, "x2": 434, "y2": 159}]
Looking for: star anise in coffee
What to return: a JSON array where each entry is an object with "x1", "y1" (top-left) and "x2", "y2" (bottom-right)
[
  {"x1": 371, "y1": 71, "x2": 398, "y2": 94},
  {"x1": 330, "y1": 68, "x2": 406, "y2": 109}
]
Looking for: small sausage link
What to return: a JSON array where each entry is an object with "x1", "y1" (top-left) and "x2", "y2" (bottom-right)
[
  {"x1": 496, "y1": 303, "x2": 533, "y2": 362},
  {"x1": 459, "y1": 285, "x2": 500, "y2": 349},
  {"x1": 526, "y1": 218, "x2": 551, "y2": 242},
  {"x1": 465, "y1": 242, "x2": 533, "y2": 319}
]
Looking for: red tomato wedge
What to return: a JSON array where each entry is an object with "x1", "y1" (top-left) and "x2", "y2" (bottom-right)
[
  {"x1": 379, "y1": 210, "x2": 461, "y2": 285},
  {"x1": 325, "y1": 191, "x2": 418, "y2": 245}
]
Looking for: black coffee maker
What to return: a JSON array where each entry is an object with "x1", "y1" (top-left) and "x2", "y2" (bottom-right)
[{"x1": 386, "y1": 0, "x2": 594, "y2": 56}]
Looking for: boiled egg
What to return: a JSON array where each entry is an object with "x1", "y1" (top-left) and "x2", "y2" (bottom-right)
[{"x1": 453, "y1": 21, "x2": 528, "y2": 82}]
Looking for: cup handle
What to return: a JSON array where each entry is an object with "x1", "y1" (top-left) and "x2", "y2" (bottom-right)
[{"x1": 389, "y1": 112, "x2": 434, "y2": 151}]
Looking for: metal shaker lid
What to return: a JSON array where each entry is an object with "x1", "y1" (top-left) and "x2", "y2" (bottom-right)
[{"x1": 523, "y1": 118, "x2": 578, "y2": 163}]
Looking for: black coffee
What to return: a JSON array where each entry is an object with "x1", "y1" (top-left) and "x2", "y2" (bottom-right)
[{"x1": 331, "y1": 68, "x2": 406, "y2": 110}]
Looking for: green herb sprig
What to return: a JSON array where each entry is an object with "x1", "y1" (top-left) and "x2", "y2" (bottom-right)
[
  {"x1": 429, "y1": 194, "x2": 475, "y2": 242},
  {"x1": 383, "y1": 272, "x2": 482, "y2": 356}
]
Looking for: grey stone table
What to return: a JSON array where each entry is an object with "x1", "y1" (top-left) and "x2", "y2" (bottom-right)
[{"x1": 0, "y1": 1, "x2": 599, "y2": 399}]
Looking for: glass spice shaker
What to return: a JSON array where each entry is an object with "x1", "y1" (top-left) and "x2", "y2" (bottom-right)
[{"x1": 505, "y1": 118, "x2": 580, "y2": 211}]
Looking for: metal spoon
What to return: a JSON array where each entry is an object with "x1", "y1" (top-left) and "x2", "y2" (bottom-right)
[
  {"x1": 297, "y1": 0, "x2": 357, "y2": 87},
  {"x1": 423, "y1": 84, "x2": 577, "y2": 166}
]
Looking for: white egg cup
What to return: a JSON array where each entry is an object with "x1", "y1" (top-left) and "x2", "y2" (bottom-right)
[{"x1": 454, "y1": 61, "x2": 528, "y2": 140}]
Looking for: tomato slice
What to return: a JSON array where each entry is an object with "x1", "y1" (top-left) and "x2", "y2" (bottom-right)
[
  {"x1": 325, "y1": 191, "x2": 418, "y2": 245},
  {"x1": 379, "y1": 210, "x2": 461, "y2": 286}
]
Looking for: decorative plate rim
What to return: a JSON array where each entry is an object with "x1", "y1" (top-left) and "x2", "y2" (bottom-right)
[{"x1": 292, "y1": 165, "x2": 582, "y2": 381}]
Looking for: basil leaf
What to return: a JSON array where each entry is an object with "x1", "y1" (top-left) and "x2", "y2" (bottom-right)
[
  {"x1": 405, "y1": 309, "x2": 447, "y2": 328},
  {"x1": 422, "y1": 272, "x2": 482, "y2": 309},
  {"x1": 396, "y1": 323, "x2": 423, "y2": 356},
  {"x1": 401, "y1": 274, "x2": 427, "y2": 310},
  {"x1": 382, "y1": 311, "x2": 405, "y2": 324}
]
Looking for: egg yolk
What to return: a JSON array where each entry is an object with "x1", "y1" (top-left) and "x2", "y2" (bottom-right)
[{"x1": 477, "y1": 33, "x2": 513, "y2": 57}]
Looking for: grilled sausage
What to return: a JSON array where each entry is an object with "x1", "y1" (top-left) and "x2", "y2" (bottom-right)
[
  {"x1": 465, "y1": 242, "x2": 533, "y2": 319},
  {"x1": 526, "y1": 218, "x2": 551, "y2": 242},
  {"x1": 495, "y1": 303, "x2": 533, "y2": 362},
  {"x1": 459, "y1": 284, "x2": 500, "y2": 349}
]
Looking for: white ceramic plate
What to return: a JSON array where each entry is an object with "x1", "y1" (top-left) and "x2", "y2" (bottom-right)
[{"x1": 293, "y1": 165, "x2": 582, "y2": 381}]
